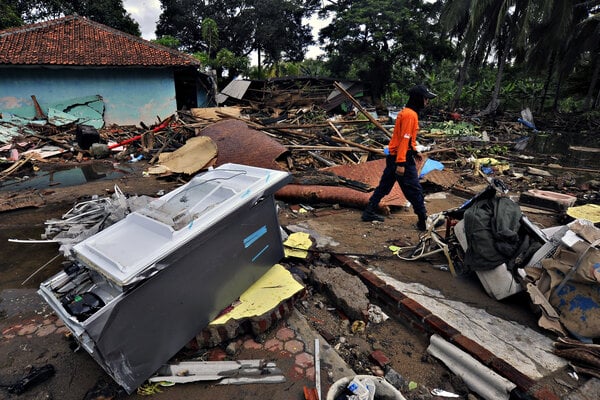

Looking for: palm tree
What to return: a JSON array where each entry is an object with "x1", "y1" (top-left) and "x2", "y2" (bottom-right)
[
  {"x1": 442, "y1": 0, "x2": 559, "y2": 114},
  {"x1": 568, "y1": 12, "x2": 600, "y2": 110}
]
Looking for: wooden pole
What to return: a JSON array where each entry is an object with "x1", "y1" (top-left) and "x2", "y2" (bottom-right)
[{"x1": 334, "y1": 81, "x2": 392, "y2": 139}]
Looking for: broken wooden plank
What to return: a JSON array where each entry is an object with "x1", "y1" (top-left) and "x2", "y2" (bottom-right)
[
  {"x1": 308, "y1": 151, "x2": 337, "y2": 167},
  {"x1": 519, "y1": 189, "x2": 577, "y2": 212},
  {"x1": 31, "y1": 95, "x2": 47, "y2": 120},
  {"x1": 0, "y1": 154, "x2": 34, "y2": 179},
  {"x1": 0, "y1": 190, "x2": 45, "y2": 212},
  {"x1": 511, "y1": 161, "x2": 600, "y2": 174},
  {"x1": 287, "y1": 145, "x2": 361, "y2": 152},
  {"x1": 334, "y1": 81, "x2": 392, "y2": 139},
  {"x1": 262, "y1": 120, "x2": 373, "y2": 130}
]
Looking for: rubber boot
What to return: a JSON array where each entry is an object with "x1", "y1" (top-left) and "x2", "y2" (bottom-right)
[
  {"x1": 362, "y1": 204, "x2": 384, "y2": 222},
  {"x1": 416, "y1": 214, "x2": 427, "y2": 231}
]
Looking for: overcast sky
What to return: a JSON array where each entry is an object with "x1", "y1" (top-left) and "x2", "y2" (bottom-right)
[{"x1": 123, "y1": 0, "x2": 328, "y2": 61}]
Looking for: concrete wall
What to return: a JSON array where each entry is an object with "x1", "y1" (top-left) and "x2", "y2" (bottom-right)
[{"x1": 0, "y1": 67, "x2": 177, "y2": 126}]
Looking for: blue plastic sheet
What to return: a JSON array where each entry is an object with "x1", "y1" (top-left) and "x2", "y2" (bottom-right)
[{"x1": 419, "y1": 158, "x2": 444, "y2": 178}]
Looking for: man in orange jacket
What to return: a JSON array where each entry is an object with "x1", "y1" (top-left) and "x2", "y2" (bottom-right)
[{"x1": 362, "y1": 84, "x2": 436, "y2": 231}]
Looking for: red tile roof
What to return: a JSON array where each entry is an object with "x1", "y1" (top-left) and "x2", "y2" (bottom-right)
[{"x1": 0, "y1": 15, "x2": 201, "y2": 67}]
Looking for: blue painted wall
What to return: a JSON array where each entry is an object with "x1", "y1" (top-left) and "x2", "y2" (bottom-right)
[{"x1": 0, "y1": 67, "x2": 178, "y2": 126}]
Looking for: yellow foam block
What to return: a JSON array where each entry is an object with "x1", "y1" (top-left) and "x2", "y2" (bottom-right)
[
  {"x1": 283, "y1": 231, "x2": 312, "y2": 259},
  {"x1": 210, "y1": 264, "x2": 304, "y2": 325},
  {"x1": 567, "y1": 204, "x2": 600, "y2": 223}
]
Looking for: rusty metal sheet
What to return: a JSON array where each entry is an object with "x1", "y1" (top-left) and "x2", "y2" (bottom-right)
[
  {"x1": 421, "y1": 168, "x2": 461, "y2": 189},
  {"x1": 276, "y1": 159, "x2": 408, "y2": 211},
  {"x1": 200, "y1": 119, "x2": 287, "y2": 170},
  {"x1": 277, "y1": 158, "x2": 456, "y2": 210},
  {"x1": 326, "y1": 159, "x2": 408, "y2": 208}
]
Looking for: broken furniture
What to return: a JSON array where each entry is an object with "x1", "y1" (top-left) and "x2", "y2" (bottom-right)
[{"x1": 38, "y1": 163, "x2": 292, "y2": 393}]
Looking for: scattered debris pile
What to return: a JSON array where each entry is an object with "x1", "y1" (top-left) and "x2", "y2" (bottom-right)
[
  {"x1": 2, "y1": 82, "x2": 600, "y2": 398},
  {"x1": 2, "y1": 87, "x2": 599, "y2": 214}
]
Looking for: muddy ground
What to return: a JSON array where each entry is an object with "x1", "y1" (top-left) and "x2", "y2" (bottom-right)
[{"x1": 0, "y1": 160, "x2": 580, "y2": 399}]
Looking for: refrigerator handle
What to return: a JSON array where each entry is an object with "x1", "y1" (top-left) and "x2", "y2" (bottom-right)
[{"x1": 251, "y1": 195, "x2": 266, "y2": 208}]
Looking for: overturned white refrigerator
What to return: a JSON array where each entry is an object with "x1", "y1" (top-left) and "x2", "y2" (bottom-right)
[{"x1": 38, "y1": 163, "x2": 292, "y2": 393}]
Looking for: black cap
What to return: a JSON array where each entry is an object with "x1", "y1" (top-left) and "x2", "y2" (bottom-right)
[{"x1": 408, "y1": 84, "x2": 437, "y2": 99}]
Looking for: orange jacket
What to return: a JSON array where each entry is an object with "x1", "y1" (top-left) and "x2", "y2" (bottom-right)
[{"x1": 388, "y1": 107, "x2": 419, "y2": 164}]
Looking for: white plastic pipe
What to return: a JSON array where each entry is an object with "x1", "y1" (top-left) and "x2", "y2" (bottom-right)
[{"x1": 427, "y1": 334, "x2": 516, "y2": 400}]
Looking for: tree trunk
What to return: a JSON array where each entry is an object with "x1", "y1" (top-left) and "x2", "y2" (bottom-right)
[
  {"x1": 540, "y1": 51, "x2": 556, "y2": 113},
  {"x1": 552, "y1": 69, "x2": 564, "y2": 111},
  {"x1": 452, "y1": 45, "x2": 472, "y2": 110},
  {"x1": 480, "y1": 36, "x2": 511, "y2": 116},
  {"x1": 584, "y1": 49, "x2": 600, "y2": 110},
  {"x1": 257, "y1": 49, "x2": 262, "y2": 79}
]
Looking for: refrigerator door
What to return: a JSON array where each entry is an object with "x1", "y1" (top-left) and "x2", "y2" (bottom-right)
[{"x1": 73, "y1": 163, "x2": 291, "y2": 286}]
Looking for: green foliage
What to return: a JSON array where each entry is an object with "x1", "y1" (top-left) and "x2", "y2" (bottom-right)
[
  {"x1": 248, "y1": 58, "x2": 330, "y2": 80},
  {"x1": 319, "y1": 0, "x2": 454, "y2": 104},
  {"x1": 459, "y1": 143, "x2": 510, "y2": 158},
  {"x1": 214, "y1": 48, "x2": 249, "y2": 73},
  {"x1": 3, "y1": 0, "x2": 140, "y2": 35},
  {"x1": 192, "y1": 51, "x2": 210, "y2": 66},
  {"x1": 427, "y1": 121, "x2": 480, "y2": 138},
  {"x1": 556, "y1": 97, "x2": 584, "y2": 113},
  {"x1": 152, "y1": 35, "x2": 181, "y2": 49},
  {"x1": 201, "y1": 18, "x2": 219, "y2": 55},
  {"x1": 0, "y1": 2, "x2": 23, "y2": 29},
  {"x1": 298, "y1": 59, "x2": 330, "y2": 77},
  {"x1": 157, "y1": 0, "x2": 317, "y2": 76}
]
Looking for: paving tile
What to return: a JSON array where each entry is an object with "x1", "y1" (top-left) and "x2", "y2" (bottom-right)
[
  {"x1": 295, "y1": 352, "x2": 314, "y2": 368},
  {"x1": 284, "y1": 339, "x2": 304, "y2": 354},
  {"x1": 17, "y1": 324, "x2": 38, "y2": 336},
  {"x1": 243, "y1": 338, "x2": 263, "y2": 350},
  {"x1": 2, "y1": 325, "x2": 22, "y2": 336},
  {"x1": 265, "y1": 338, "x2": 283, "y2": 352},
  {"x1": 290, "y1": 366, "x2": 305, "y2": 381},
  {"x1": 207, "y1": 348, "x2": 227, "y2": 361},
  {"x1": 276, "y1": 327, "x2": 295, "y2": 341},
  {"x1": 36, "y1": 325, "x2": 57, "y2": 337},
  {"x1": 305, "y1": 366, "x2": 315, "y2": 381},
  {"x1": 55, "y1": 327, "x2": 70, "y2": 335}
]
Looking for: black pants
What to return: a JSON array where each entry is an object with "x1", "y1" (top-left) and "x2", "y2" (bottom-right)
[{"x1": 367, "y1": 155, "x2": 427, "y2": 217}]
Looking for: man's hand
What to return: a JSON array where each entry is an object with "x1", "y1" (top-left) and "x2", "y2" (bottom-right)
[
  {"x1": 395, "y1": 165, "x2": 405, "y2": 176},
  {"x1": 414, "y1": 152, "x2": 423, "y2": 162}
]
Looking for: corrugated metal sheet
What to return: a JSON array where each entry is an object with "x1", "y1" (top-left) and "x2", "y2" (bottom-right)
[
  {"x1": 277, "y1": 159, "x2": 409, "y2": 211},
  {"x1": 421, "y1": 169, "x2": 461, "y2": 189},
  {"x1": 199, "y1": 119, "x2": 287, "y2": 170},
  {"x1": 220, "y1": 80, "x2": 252, "y2": 100}
]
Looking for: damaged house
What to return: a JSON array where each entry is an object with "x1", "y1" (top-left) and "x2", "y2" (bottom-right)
[{"x1": 0, "y1": 15, "x2": 211, "y2": 127}]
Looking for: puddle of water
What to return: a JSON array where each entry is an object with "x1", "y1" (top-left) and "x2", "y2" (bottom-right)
[
  {"x1": 0, "y1": 206, "x2": 67, "y2": 293},
  {"x1": 0, "y1": 162, "x2": 132, "y2": 192}
]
